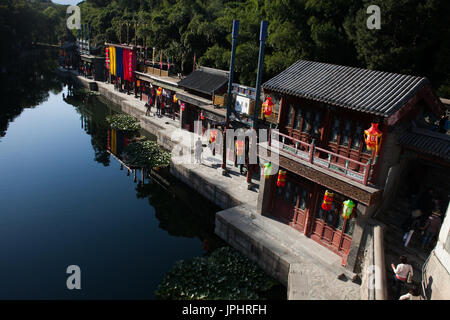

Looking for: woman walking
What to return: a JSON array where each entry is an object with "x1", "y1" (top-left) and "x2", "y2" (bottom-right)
[{"x1": 391, "y1": 255, "x2": 413, "y2": 299}]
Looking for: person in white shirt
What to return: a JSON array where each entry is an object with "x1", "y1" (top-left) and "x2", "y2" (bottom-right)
[
  {"x1": 399, "y1": 286, "x2": 422, "y2": 300},
  {"x1": 391, "y1": 255, "x2": 414, "y2": 299}
]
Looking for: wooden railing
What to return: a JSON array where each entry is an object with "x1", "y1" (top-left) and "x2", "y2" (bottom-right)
[{"x1": 270, "y1": 131, "x2": 373, "y2": 185}]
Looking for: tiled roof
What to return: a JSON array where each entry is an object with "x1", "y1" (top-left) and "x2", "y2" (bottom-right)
[
  {"x1": 398, "y1": 128, "x2": 450, "y2": 161},
  {"x1": 177, "y1": 67, "x2": 228, "y2": 95},
  {"x1": 262, "y1": 60, "x2": 429, "y2": 117}
]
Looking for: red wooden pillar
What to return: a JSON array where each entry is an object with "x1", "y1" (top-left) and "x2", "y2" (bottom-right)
[{"x1": 304, "y1": 183, "x2": 320, "y2": 237}]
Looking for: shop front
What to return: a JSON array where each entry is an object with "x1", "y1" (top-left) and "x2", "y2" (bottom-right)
[{"x1": 269, "y1": 170, "x2": 357, "y2": 261}]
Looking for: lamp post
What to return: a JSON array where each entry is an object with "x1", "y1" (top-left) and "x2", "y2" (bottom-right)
[
  {"x1": 221, "y1": 20, "x2": 239, "y2": 175},
  {"x1": 247, "y1": 20, "x2": 268, "y2": 188}
]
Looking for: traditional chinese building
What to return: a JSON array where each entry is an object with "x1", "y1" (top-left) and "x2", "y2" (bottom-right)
[
  {"x1": 257, "y1": 60, "x2": 446, "y2": 269},
  {"x1": 176, "y1": 66, "x2": 229, "y2": 133}
]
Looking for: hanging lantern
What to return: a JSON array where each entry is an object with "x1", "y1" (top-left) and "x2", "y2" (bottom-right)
[
  {"x1": 157, "y1": 87, "x2": 162, "y2": 96},
  {"x1": 181, "y1": 103, "x2": 185, "y2": 111},
  {"x1": 200, "y1": 111, "x2": 205, "y2": 120},
  {"x1": 173, "y1": 94, "x2": 178, "y2": 103},
  {"x1": 263, "y1": 162, "x2": 272, "y2": 179},
  {"x1": 342, "y1": 200, "x2": 355, "y2": 219},
  {"x1": 321, "y1": 190, "x2": 334, "y2": 211},
  {"x1": 136, "y1": 80, "x2": 140, "y2": 87},
  {"x1": 277, "y1": 170, "x2": 287, "y2": 187},
  {"x1": 261, "y1": 96, "x2": 274, "y2": 118},
  {"x1": 364, "y1": 123, "x2": 383, "y2": 154}
]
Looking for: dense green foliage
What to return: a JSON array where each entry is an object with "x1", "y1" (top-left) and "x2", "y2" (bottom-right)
[
  {"x1": 0, "y1": 0, "x2": 68, "y2": 68},
  {"x1": 155, "y1": 246, "x2": 278, "y2": 300},
  {"x1": 123, "y1": 140, "x2": 171, "y2": 169},
  {"x1": 106, "y1": 113, "x2": 141, "y2": 131},
  {"x1": 78, "y1": 0, "x2": 450, "y2": 96}
]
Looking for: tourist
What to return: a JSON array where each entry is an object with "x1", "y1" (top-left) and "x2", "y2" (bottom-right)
[
  {"x1": 399, "y1": 286, "x2": 422, "y2": 300},
  {"x1": 195, "y1": 138, "x2": 203, "y2": 164},
  {"x1": 156, "y1": 96, "x2": 161, "y2": 116},
  {"x1": 145, "y1": 96, "x2": 153, "y2": 116},
  {"x1": 421, "y1": 210, "x2": 442, "y2": 249},
  {"x1": 438, "y1": 114, "x2": 448, "y2": 133},
  {"x1": 391, "y1": 255, "x2": 413, "y2": 299}
]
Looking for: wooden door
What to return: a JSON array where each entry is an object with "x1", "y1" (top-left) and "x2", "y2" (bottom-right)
[
  {"x1": 310, "y1": 190, "x2": 356, "y2": 257},
  {"x1": 271, "y1": 179, "x2": 296, "y2": 224},
  {"x1": 270, "y1": 176, "x2": 313, "y2": 232}
]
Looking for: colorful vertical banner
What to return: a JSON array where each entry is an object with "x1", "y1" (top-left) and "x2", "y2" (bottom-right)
[
  {"x1": 116, "y1": 47, "x2": 124, "y2": 79},
  {"x1": 110, "y1": 46, "x2": 116, "y2": 76},
  {"x1": 128, "y1": 49, "x2": 133, "y2": 81},
  {"x1": 105, "y1": 47, "x2": 110, "y2": 70},
  {"x1": 122, "y1": 48, "x2": 129, "y2": 81}
]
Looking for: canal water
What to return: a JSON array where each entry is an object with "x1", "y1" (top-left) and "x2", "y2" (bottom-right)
[{"x1": 0, "y1": 58, "x2": 223, "y2": 299}]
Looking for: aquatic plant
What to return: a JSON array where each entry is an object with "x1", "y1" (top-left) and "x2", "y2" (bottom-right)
[
  {"x1": 106, "y1": 113, "x2": 141, "y2": 132},
  {"x1": 155, "y1": 246, "x2": 278, "y2": 300},
  {"x1": 74, "y1": 87, "x2": 99, "y2": 97},
  {"x1": 123, "y1": 140, "x2": 171, "y2": 169}
]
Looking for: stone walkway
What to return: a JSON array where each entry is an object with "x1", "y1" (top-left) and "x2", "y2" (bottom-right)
[{"x1": 216, "y1": 204, "x2": 362, "y2": 300}]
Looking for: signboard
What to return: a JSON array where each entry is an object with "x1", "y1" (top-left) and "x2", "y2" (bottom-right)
[{"x1": 235, "y1": 95, "x2": 250, "y2": 114}]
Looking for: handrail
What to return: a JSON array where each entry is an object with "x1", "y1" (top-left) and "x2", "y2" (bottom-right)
[
  {"x1": 270, "y1": 130, "x2": 372, "y2": 185},
  {"x1": 315, "y1": 145, "x2": 367, "y2": 167}
]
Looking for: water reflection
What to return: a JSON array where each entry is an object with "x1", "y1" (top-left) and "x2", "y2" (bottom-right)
[
  {"x1": 0, "y1": 54, "x2": 224, "y2": 298},
  {"x1": 0, "y1": 49, "x2": 62, "y2": 138},
  {"x1": 64, "y1": 88, "x2": 224, "y2": 255}
]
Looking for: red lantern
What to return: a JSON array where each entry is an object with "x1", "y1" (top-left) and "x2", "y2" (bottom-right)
[
  {"x1": 277, "y1": 170, "x2": 286, "y2": 187},
  {"x1": 321, "y1": 190, "x2": 334, "y2": 211},
  {"x1": 181, "y1": 103, "x2": 185, "y2": 111},
  {"x1": 364, "y1": 123, "x2": 383, "y2": 154},
  {"x1": 262, "y1": 96, "x2": 274, "y2": 117},
  {"x1": 157, "y1": 87, "x2": 162, "y2": 96},
  {"x1": 200, "y1": 111, "x2": 205, "y2": 120}
]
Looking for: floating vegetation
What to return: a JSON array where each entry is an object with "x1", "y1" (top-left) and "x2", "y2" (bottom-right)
[
  {"x1": 106, "y1": 113, "x2": 141, "y2": 132},
  {"x1": 155, "y1": 246, "x2": 278, "y2": 300},
  {"x1": 123, "y1": 140, "x2": 171, "y2": 169},
  {"x1": 74, "y1": 87, "x2": 99, "y2": 97}
]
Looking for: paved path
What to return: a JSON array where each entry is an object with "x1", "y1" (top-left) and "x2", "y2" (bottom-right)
[{"x1": 216, "y1": 204, "x2": 362, "y2": 300}]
